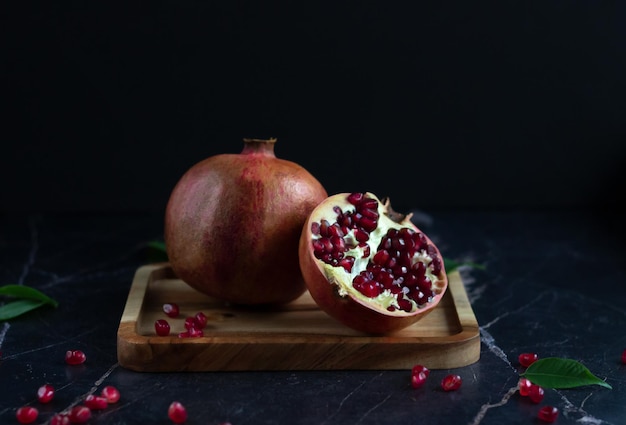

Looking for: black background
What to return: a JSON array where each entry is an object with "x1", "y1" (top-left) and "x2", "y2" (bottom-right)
[{"x1": 3, "y1": 2, "x2": 626, "y2": 213}]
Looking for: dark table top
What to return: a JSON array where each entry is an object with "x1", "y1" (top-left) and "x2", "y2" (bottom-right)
[{"x1": 1, "y1": 209, "x2": 624, "y2": 425}]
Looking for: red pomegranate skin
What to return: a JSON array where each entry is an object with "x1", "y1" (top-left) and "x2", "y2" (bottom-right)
[{"x1": 165, "y1": 138, "x2": 327, "y2": 305}]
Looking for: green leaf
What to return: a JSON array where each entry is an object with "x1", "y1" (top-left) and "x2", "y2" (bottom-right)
[
  {"x1": 521, "y1": 357, "x2": 612, "y2": 389},
  {"x1": 147, "y1": 240, "x2": 166, "y2": 252},
  {"x1": 444, "y1": 258, "x2": 486, "y2": 273},
  {"x1": 0, "y1": 285, "x2": 58, "y2": 307},
  {"x1": 146, "y1": 240, "x2": 168, "y2": 262},
  {"x1": 0, "y1": 299, "x2": 48, "y2": 321}
]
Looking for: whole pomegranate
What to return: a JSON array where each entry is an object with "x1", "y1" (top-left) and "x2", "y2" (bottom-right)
[
  {"x1": 298, "y1": 192, "x2": 448, "y2": 334},
  {"x1": 164, "y1": 138, "x2": 327, "y2": 305}
]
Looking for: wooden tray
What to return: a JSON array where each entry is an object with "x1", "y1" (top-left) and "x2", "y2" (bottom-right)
[{"x1": 117, "y1": 263, "x2": 480, "y2": 372}]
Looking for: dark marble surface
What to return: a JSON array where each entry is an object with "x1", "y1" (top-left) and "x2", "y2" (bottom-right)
[{"x1": 1, "y1": 210, "x2": 624, "y2": 425}]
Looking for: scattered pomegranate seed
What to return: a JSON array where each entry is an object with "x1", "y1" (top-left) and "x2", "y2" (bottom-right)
[
  {"x1": 538, "y1": 405, "x2": 559, "y2": 423},
  {"x1": 155, "y1": 319, "x2": 171, "y2": 336},
  {"x1": 184, "y1": 316, "x2": 197, "y2": 330},
  {"x1": 410, "y1": 364, "x2": 430, "y2": 389},
  {"x1": 178, "y1": 327, "x2": 204, "y2": 338},
  {"x1": 84, "y1": 394, "x2": 109, "y2": 410},
  {"x1": 101, "y1": 385, "x2": 121, "y2": 403},
  {"x1": 68, "y1": 405, "x2": 92, "y2": 424},
  {"x1": 168, "y1": 401, "x2": 188, "y2": 424},
  {"x1": 15, "y1": 406, "x2": 38, "y2": 424},
  {"x1": 441, "y1": 374, "x2": 462, "y2": 391},
  {"x1": 621, "y1": 349, "x2": 626, "y2": 364},
  {"x1": 50, "y1": 413, "x2": 71, "y2": 425},
  {"x1": 194, "y1": 311, "x2": 208, "y2": 329},
  {"x1": 518, "y1": 352, "x2": 539, "y2": 367},
  {"x1": 65, "y1": 350, "x2": 86, "y2": 365},
  {"x1": 528, "y1": 384, "x2": 545, "y2": 404},
  {"x1": 163, "y1": 303, "x2": 180, "y2": 318},
  {"x1": 518, "y1": 378, "x2": 532, "y2": 397},
  {"x1": 37, "y1": 383, "x2": 55, "y2": 403}
]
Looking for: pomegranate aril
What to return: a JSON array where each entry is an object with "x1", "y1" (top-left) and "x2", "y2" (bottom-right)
[
  {"x1": 155, "y1": 319, "x2": 171, "y2": 336},
  {"x1": 85, "y1": 394, "x2": 109, "y2": 410},
  {"x1": 528, "y1": 384, "x2": 545, "y2": 403},
  {"x1": 68, "y1": 405, "x2": 91, "y2": 424},
  {"x1": 65, "y1": 350, "x2": 86, "y2": 365},
  {"x1": 37, "y1": 383, "x2": 55, "y2": 403},
  {"x1": 518, "y1": 352, "x2": 539, "y2": 367},
  {"x1": 411, "y1": 371, "x2": 428, "y2": 388},
  {"x1": 194, "y1": 311, "x2": 208, "y2": 329},
  {"x1": 518, "y1": 378, "x2": 532, "y2": 397},
  {"x1": 168, "y1": 401, "x2": 188, "y2": 424},
  {"x1": 411, "y1": 364, "x2": 431, "y2": 378},
  {"x1": 538, "y1": 405, "x2": 559, "y2": 423},
  {"x1": 163, "y1": 302, "x2": 180, "y2": 318},
  {"x1": 347, "y1": 192, "x2": 365, "y2": 205},
  {"x1": 441, "y1": 374, "x2": 462, "y2": 391},
  {"x1": 16, "y1": 406, "x2": 38, "y2": 424},
  {"x1": 101, "y1": 385, "x2": 121, "y2": 403},
  {"x1": 50, "y1": 413, "x2": 71, "y2": 425}
]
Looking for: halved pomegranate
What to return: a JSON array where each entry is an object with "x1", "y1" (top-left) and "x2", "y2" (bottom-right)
[{"x1": 298, "y1": 192, "x2": 448, "y2": 334}]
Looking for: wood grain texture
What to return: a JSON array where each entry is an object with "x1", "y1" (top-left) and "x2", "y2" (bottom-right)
[{"x1": 117, "y1": 263, "x2": 480, "y2": 372}]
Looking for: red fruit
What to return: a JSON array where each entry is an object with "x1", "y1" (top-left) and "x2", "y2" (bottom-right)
[
  {"x1": 528, "y1": 384, "x2": 545, "y2": 404},
  {"x1": 15, "y1": 406, "x2": 38, "y2": 424},
  {"x1": 164, "y1": 138, "x2": 327, "y2": 305},
  {"x1": 155, "y1": 319, "x2": 171, "y2": 336},
  {"x1": 163, "y1": 303, "x2": 180, "y2": 318},
  {"x1": 441, "y1": 374, "x2": 462, "y2": 391},
  {"x1": 518, "y1": 378, "x2": 532, "y2": 397},
  {"x1": 168, "y1": 401, "x2": 188, "y2": 424},
  {"x1": 518, "y1": 352, "x2": 539, "y2": 367},
  {"x1": 50, "y1": 413, "x2": 71, "y2": 425},
  {"x1": 37, "y1": 383, "x2": 55, "y2": 403},
  {"x1": 68, "y1": 405, "x2": 91, "y2": 423},
  {"x1": 194, "y1": 312, "x2": 208, "y2": 329},
  {"x1": 411, "y1": 364, "x2": 430, "y2": 388},
  {"x1": 101, "y1": 385, "x2": 121, "y2": 403},
  {"x1": 538, "y1": 405, "x2": 559, "y2": 423},
  {"x1": 65, "y1": 350, "x2": 86, "y2": 365},
  {"x1": 84, "y1": 395, "x2": 109, "y2": 410},
  {"x1": 298, "y1": 192, "x2": 448, "y2": 334}
]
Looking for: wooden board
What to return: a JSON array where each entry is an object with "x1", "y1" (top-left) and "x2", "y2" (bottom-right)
[{"x1": 117, "y1": 263, "x2": 480, "y2": 372}]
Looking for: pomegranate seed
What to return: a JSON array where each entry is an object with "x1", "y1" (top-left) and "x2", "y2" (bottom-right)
[
  {"x1": 155, "y1": 319, "x2": 171, "y2": 336},
  {"x1": 37, "y1": 383, "x2": 55, "y2": 403},
  {"x1": 518, "y1": 378, "x2": 532, "y2": 397},
  {"x1": 538, "y1": 405, "x2": 559, "y2": 423},
  {"x1": 15, "y1": 406, "x2": 38, "y2": 424},
  {"x1": 528, "y1": 384, "x2": 545, "y2": 403},
  {"x1": 441, "y1": 374, "x2": 462, "y2": 391},
  {"x1": 168, "y1": 401, "x2": 188, "y2": 424},
  {"x1": 518, "y1": 352, "x2": 539, "y2": 367},
  {"x1": 50, "y1": 413, "x2": 71, "y2": 425},
  {"x1": 65, "y1": 350, "x2": 86, "y2": 365},
  {"x1": 68, "y1": 405, "x2": 91, "y2": 424},
  {"x1": 194, "y1": 312, "x2": 208, "y2": 329},
  {"x1": 184, "y1": 316, "x2": 196, "y2": 330},
  {"x1": 621, "y1": 349, "x2": 626, "y2": 364},
  {"x1": 84, "y1": 394, "x2": 109, "y2": 410},
  {"x1": 410, "y1": 364, "x2": 430, "y2": 389},
  {"x1": 163, "y1": 303, "x2": 180, "y2": 318},
  {"x1": 101, "y1": 385, "x2": 121, "y2": 403}
]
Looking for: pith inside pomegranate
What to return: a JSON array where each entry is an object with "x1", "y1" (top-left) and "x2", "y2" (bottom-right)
[
  {"x1": 165, "y1": 138, "x2": 327, "y2": 305},
  {"x1": 299, "y1": 192, "x2": 448, "y2": 334}
]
